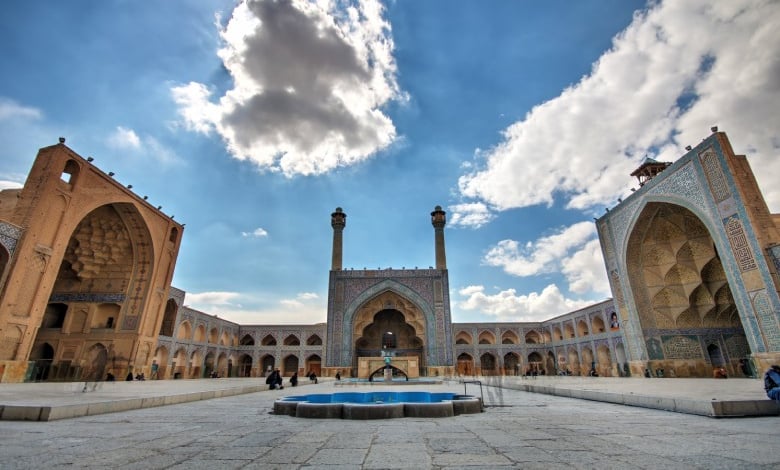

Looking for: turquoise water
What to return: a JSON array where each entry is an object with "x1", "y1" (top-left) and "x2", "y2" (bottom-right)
[{"x1": 281, "y1": 391, "x2": 456, "y2": 404}]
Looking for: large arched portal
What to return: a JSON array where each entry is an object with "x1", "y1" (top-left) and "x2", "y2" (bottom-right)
[
  {"x1": 354, "y1": 309, "x2": 424, "y2": 373},
  {"x1": 349, "y1": 290, "x2": 429, "y2": 379},
  {"x1": 626, "y1": 202, "x2": 748, "y2": 377},
  {"x1": 29, "y1": 203, "x2": 157, "y2": 381}
]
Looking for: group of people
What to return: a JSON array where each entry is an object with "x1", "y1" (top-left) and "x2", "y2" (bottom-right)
[{"x1": 265, "y1": 369, "x2": 321, "y2": 389}]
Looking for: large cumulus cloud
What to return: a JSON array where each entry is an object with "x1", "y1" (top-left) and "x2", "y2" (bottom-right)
[
  {"x1": 173, "y1": 0, "x2": 404, "y2": 176},
  {"x1": 458, "y1": 0, "x2": 780, "y2": 211}
]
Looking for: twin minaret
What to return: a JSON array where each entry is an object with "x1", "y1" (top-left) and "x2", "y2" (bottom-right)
[{"x1": 330, "y1": 206, "x2": 447, "y2": 271}]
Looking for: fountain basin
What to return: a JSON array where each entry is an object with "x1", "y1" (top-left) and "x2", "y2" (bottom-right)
[{"x1": 274, "y1": 391, "x2": 481, "y2": 419}]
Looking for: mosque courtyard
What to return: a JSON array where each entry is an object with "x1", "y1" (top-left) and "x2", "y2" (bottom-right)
[{"x1": 0, "y1": 378, "x2": 778, "y2": 469}]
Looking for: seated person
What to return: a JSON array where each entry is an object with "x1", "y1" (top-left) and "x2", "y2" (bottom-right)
[{"x1": 764, "y1": 365, "x2": 780, "y2": 402}]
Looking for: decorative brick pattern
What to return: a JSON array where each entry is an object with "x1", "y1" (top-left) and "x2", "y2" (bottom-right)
[
  {"x1": 0, "y1": 221, "x2": 22, "y2": 255},
  {"x1": 752, "y1": 290, "x2": 780, "y2": 350},
  {"x1": 49, "y1": 293, "x2": 125, "y2": 303},
  {"x1": 699, "y1": 146, "x2": 731, "y2": 202},
  {"x1": 724, "y1": 215, "x2": 757, "y2": 272},
  {"x1": 661, "y1": 335, "x2": 703, "y2": 360}
]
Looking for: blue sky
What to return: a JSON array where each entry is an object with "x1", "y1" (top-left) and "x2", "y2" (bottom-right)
[{"x1": 2, "y1": 0, "x2": 779, "y2": 325}]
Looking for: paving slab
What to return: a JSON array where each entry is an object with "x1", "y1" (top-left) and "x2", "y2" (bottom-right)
[
  {"x1": 0, "y1": 381, "x2": 778, "y2": 469},
  {"x1": 464, "y1": 375, "x2": 780, "y2": 417},
  {"x1": 0, "y1": 375, "x2": 778, "y2": 421}
]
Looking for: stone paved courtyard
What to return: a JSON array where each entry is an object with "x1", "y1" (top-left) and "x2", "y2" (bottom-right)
[{"x1": 0, "y1": 381, "x2": 778, "y2": 469}]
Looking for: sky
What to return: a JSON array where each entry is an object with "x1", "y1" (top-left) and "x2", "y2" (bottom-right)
[{"x1": 1, "y1": 0, "x2": 779, "y2": 325}]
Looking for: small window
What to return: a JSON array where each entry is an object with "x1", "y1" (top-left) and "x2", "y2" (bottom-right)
[
  {"x1": 60, "y1": 160, "x2": 80, "y2": 187},
  {"x1": 106, "y1": 317, "x2": 114, "y2": 328}
]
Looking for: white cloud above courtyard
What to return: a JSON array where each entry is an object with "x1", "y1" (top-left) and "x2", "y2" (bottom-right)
[
  {"x1": 185, "y1": 290, "x2": 325, "y2": 324},
  {"x1": 106, "y1": 126, "x2": 182, "y2": 166},
  {"x1": 458, "y1": 0, "x2": 780, "y2": 212},
  {"x1": 0, "y1": 98, "x2": 42, "y2": 121},
  {"x1": 457, "y1": 284, "x2": 593, "y2": 322},
  {"x1": 172, "y1": 0, "x2": 404, "y2": 177},
  {"x1": 241, "y1": 227, "x2": 269, "y2": 238}
]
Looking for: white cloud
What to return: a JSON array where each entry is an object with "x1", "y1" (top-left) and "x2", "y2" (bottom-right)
[
  {"x1": 185, "y1": 289, "x2": 325, "y2": 324},
  {"x1": 172, "y1": 0, "x2": 405, "y2": 177},
  {"x1": 241, "y1": 227, "x2": 269, "y2": 238},
  {"x1": 185, "y1": 291, "x2": 242, "y2": 307},
  {"x1": 459, "y1": 0, "x2": 780, "y2": 211},
  {"x1": 279, "y1": 291, "x2": 320, "y2": 308},
  {"x1": 0, "y1": 180, "x2": 24, "y2": 190},
  {"x1": 170, "y1": 82, "x2": 220, "y2": 134},
  {"x1": 106, "y1": 126, "x2": 182, "y2": 165},
  {"x1": 107, "y1": 126, "x2": 141, "y2": 149},
  {"x1": 561, "y1": 238, "x2": 610, "y2": 296},
  {"x1": 457, "y1": 284, "x2": 592, "y2": 322},
  {"x1": 0, "y1": 98, "x2": 42, "y2": 121},
  {"x1": 483, "y1": 221, "x2": 609, "y2": 297},
  {"x1": 448, "y1": 202, "x2": 495, "y2": 228},
  {"x1": 484, "y1": 221, "x2": 596, "y2": 276}
]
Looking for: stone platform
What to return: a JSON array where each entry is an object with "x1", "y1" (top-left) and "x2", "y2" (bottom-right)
[
  {"x1": 0, "y1": 375, "x2": 777, "y2": 421},
  {"x1": 487, "y1": 376, "x2": 780, "y2": 418}
]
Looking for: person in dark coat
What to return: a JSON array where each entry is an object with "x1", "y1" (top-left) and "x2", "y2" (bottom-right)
[{"x1": 266, "y1": 369, "x2": 284, "y2": 389}]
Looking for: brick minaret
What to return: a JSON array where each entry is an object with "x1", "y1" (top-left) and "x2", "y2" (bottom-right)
[
  {"x1": 431, "y1": 205, "x2": 447, "y2": 270},
  {"x1": 331, "y1": 207, "x2": 346, "y2": 270}
]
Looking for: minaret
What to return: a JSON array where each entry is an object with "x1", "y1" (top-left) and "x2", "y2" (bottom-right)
[
  {"x1": 331, "y1": 207, "x2": 346, "y2": 271},
  {"x1": 431, "y1": 205, "x2": 447, "y2": 270}
]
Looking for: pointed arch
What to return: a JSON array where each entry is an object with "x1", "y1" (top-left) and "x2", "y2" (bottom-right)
[
  {"x1": 261, "y1": 334, "x2": 276, "y2": 346},
  {"x1": 455, "y1": 331, "x2": 472, "y2": 344},
  {"x1": 591, "y1": 315, "x2": 606, "y2": 334},
  {"x1": 260, "y1": 354, "x2": 275, "y2": 376},
  {"x1": 479, "y1": 352, "x2": 497, "y2": 376},
  {"x1": 159, "y1": 299, "x2": 177, "y2": 336},
  {"x1": 478, "y1": 330, "x2": 496, "y2": 344},
  {"x1": 283, "y1": 334, "x2": 300, "y2": 346},
  {"x1": 341, "y1": 279, "x2": 436, "y2": 365},
  {"x1": 305, "y1": 354, "x2": 322, "y2": 377},
  {"x1": 176, "y1": 321, "x2": 192, "y2": 341},
  {"x1": 283, "y1": 354, "x2": 299, "y2": 375},
  {"x1": 193, "y1": 324, "x2": 206, "y2": 343},
  {"x1": 504, "y1": 352, "x2": 520, "y2": 375},
  {"x1": 240, "y1": 334, "x2": 255, "y2": 346},
  {"x1": 576, "y1": 320, "x2": 589, "y2": 337},
  {"x1": 525, "y1": 330, "x2": 541, "y2": 344},
  {"x1": 306, "y1": 334, "x2": 322, "y2": 345}
]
